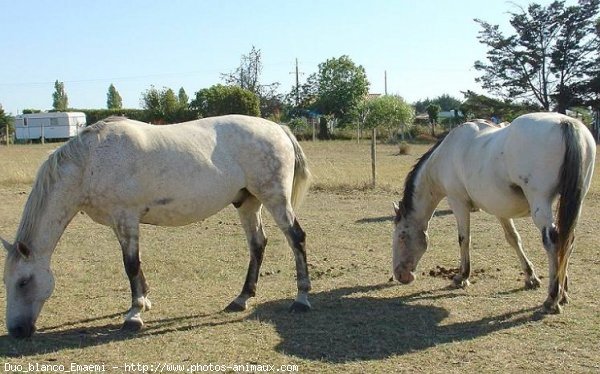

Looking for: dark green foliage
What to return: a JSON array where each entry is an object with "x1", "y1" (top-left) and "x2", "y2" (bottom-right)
[
  {"x1": 474, "y1": 0, "x2": 600, "y2": 113},
  {"x1": 414, "y1": 94, "x2": 462, "y2": 113},
  {"x1": 190, "y1": 84, "x2": 260, "y2": 118},
  {"x1": 22, "y1": 109, "x2": 42, "y2": 114},
  {"x1": 460, "y1": 90, "x2": 541, "y2": 122},
  {"x1": 141, "y1": 86, "x2": 196, "y2": 124},
  {"x1": 426, "y1": 104, "x2": 441, "y2": 124},
  {"x1": 0, "y1": 105, "x2": 14, "y2": 134},
  {"x1": 74, "y1": 109, "x2": 149, "y2": 125}
]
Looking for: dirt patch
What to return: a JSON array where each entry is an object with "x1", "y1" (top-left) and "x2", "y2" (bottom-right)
[{"x1": 426, "y1": 266, "x2": 491, "y2": 280}]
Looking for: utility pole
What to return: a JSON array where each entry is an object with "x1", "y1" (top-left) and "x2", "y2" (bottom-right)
[
  {"x1": 290, "y1": 58, "x2": 304, "y2": 107},
  {"x1": 384, "y1": 70, "x2": 388, "y2": 95}
]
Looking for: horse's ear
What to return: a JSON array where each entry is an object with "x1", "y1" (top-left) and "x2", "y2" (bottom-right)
[
  {"x1": 16, "y1": 242, "x2": 31, "y2": 259},
  {"x1": 1, "y1": 237, "x2": 12, "y2": 252}
]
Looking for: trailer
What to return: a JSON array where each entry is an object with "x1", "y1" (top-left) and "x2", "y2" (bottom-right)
[{"x1": 14, "y1": 112, "x2": 86, "y2": 141}]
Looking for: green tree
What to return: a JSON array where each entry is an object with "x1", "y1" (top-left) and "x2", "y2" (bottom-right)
[
  {"x1": 426, "y1": 104, "x2": 441, "y2": 136},
  {"x1": 107, "y1": 83, "x2": 123, "y2": 110},
  {"x1": 221, "y1": 46, "x2": 281, "y2": 118},
  {"x1": 178, "y1": 87, "x2": 189, "y2": 108},
  {"x1": 360, "y1": 95, "x2": 414, "y2": 140},
  {"x1": 190, "y1": 84, "x2": 260, "y2": 118},
  {"x1": 358, "y1": 95, "x2": 414, "y2": 186},
  {"x1": 414, "y1": 94, "x2": 462, "y2": 113},
  {"x1": 474, "y1": 0, "x2": 600, "y2": 113},
  {"x1": 52, "y1": 80, "x2": 68, "y2": 111},
  {"x1": 314, "y1": 55, "x2": 370, "y2": 129},
  {"x1": 141, "y1": 86, "x2": 189, "y2": 123},
  {"x1": 0, "y1": 104, "x2": 14, "y2": 141},
  {"x1": 460, "y1": 90, "x2": 541, "y2": 121}
]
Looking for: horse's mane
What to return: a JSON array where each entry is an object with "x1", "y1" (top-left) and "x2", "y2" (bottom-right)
[
  {"x1": 15, "y1": 129, "x2": 92, "y2": 246},
  {"x1": 395, "y1": 135, "x2": 446, "y2": 222}
]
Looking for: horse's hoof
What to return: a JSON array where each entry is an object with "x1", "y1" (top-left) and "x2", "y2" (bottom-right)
[
  {"x1": 224, "y1": 301, "x2": 246, "y2": 313},
  {"x1": 542, "y1": 300, "x2": 562, "y2": 314},
  {"x1": 525, "y1": 277, "x2": 541, "y2": 290},
  {"x1": 121, "y1": 319, "x2": 144, "y2": 332},
  {"x1": 289, "y1": 301, "x2": 311, "y2": 313},
  {"x1": 559, "y1": 294, "x2": 570, "y2": 305},
  {"x1": 452, "y1": 275, "x2": 470, "y2": 289}
]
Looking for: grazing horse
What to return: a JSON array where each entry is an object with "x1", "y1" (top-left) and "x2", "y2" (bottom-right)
[
  {"x1": 2, "y1": 115, "x2": 312, "y2": 338},
  {"x1": 392, "y1": 113, "x2": 595, "y2": 314}
]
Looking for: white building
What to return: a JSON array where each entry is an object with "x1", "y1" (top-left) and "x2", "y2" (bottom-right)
[{"x1": 14, "y1": 112, "x2": 86, "y2": 141}]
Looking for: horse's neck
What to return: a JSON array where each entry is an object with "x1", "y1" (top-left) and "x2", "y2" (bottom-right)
[
  {"x1": 411, "y1": 159, "x2": 444, "y2": 227},
  {"x1": 17, "y1": 167, "x2": 82, "y2": 257}
]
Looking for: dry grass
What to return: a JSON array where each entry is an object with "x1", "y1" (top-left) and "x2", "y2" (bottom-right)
[{"x1": 1, "y1": 140, "x2": 599, "y2": 373}]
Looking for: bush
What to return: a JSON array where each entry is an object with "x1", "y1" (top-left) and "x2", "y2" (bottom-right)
[{"x1": 398, "y1": 141, "x2": 411, "y2": 155}]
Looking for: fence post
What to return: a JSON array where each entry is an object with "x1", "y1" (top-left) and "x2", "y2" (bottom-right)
[{"x1": 371, "y1": 127, "x2": 377, "y2": 187}]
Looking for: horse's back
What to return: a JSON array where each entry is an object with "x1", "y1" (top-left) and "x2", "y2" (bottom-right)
[
  {"x1": 433, "y1": 112, "x2": 594, "y2": 218},
  {"x1": 80, "y1": 115, "x2": 297, "y2": 226}
]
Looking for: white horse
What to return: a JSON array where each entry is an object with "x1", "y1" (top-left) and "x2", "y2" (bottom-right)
[
  {"x1": 2, "y1": 115, "x2": 312, "y2": 338},
  {"x1": 392, "y1": 112, "x2": 595, "y2": 314}
]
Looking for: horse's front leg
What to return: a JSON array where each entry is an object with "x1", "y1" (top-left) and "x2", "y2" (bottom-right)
[
  {"x1": 448, "y1": 199, "x2": 471, "y2": 288},
  {"x1": 114, "y1": 217, "x2": 151, "y2": 330}
]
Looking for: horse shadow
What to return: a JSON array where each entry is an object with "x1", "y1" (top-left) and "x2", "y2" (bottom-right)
[
  {"x1": 0, "y1": 284, "x2": 542, "y2": 361},
  {"x1": 246, "y1": 283, "x2": 541, "y2": 362}
]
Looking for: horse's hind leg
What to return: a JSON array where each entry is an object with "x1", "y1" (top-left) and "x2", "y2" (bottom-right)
[
  {"x1": 264, "y1": 201, "x2": 311, "y2": 312},
  {"x1": 497, "y1": 218, "x2": 541, "y2": 289},
  {"x1": 226, "y1": 195, "x2": 267, "y2": 312},
  {"x1": 113, "y1": 216, "x2": 151, "y2": 330},
  {"x1": 530, "y1": 198, "x2": 563, "y2": 314}
]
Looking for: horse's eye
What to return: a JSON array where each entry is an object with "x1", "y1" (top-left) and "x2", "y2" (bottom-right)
[{"x1": 18, "y1": 276, "x2": 32, "y2": 289}]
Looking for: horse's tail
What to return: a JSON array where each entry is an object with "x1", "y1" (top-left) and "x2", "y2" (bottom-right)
[
  {"x1": 281, "y1": 125, "x2": 312, "y2": 210},
  {"x1": 556, "y1": 120, "x2": 585, "y2": 288}
]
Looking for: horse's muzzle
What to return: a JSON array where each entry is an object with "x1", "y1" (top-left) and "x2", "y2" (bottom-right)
[
  {"x1": 394, "y1": 265, "x2": 416, "y2": 284},
  {"x1": 8, "y1": 320, "x2": 36, "y2": 339}
]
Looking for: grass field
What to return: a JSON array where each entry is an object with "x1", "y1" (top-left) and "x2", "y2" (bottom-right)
[{"x1": 0, "y1": 140, "x2": 599, "y2": 373}]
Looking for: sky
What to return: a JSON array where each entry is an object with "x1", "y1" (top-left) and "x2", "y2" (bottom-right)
[{"x1": 0, "y1": 0, "x2": 578, "y2": 115}]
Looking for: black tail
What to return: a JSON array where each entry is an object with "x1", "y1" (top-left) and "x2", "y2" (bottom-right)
[{"x1": 556, "y1": 120, "x2": 584, "y2": 286}]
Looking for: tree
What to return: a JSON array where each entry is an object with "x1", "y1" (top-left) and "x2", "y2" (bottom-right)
[
  {"x1": 141, "y1": 86, "x2": 189, "y2": 123},
  {"x1": 0, "y1": 104, "x2": 14, "y2": 142},
  {"x1": 190, "y1": 84, "x2": 260, "y2": 118},
  {"x1": 314, "y1": 56, "x2": 370, "y2": 128},
  {"x1": 359, "y1": 95, "x2": 415, "y2": 186},
  {"x1": 360, "y1": 95, "x2": 414, "y2": 140},
  {"x1": 474, "y1": 0, "x2": 600, "y2": 113},
  {"x1": 178, "y1": 87, "x2": 189, "y2": 108},
  {"x1": 52, "y1": 80, "x2": 68, "y2": 111},
  {"x1": 221, "y1": 46, "x2": 281, "y2": 118},
  {"x1": 426, "y1": 104, "x2": 441, "y2": 136},
  {"x1": 106, "y1": 84, "x2": 123, "y2": 110},
  {"x1": 414, "y1": 94, "x2": 462, "y2": 113},
  {"x1": 460, "y1": 90, "x2": 541, "y2": 122},
  {"x1": 581, "y1": 18, "x2": 600, "y2": 137}
]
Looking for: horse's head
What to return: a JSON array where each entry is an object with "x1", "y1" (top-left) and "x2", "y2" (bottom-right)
[
  {"x1": 392, "y1": 202, "x2": 429, "y2": 284},
  {"x1": 3, "y1": 239, "x2": 54, "y2": 338}
]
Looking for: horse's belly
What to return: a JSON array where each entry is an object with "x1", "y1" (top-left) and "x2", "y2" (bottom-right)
[
  {"x1": 139, "y1": 197, "x2": 231, "y2": 226},
  {"x1": 83, "y1": 190, "x2": 237, "y2": 227},
  {"x1": 471, "y1": 186, "x2": 530, "y2": 218}
]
